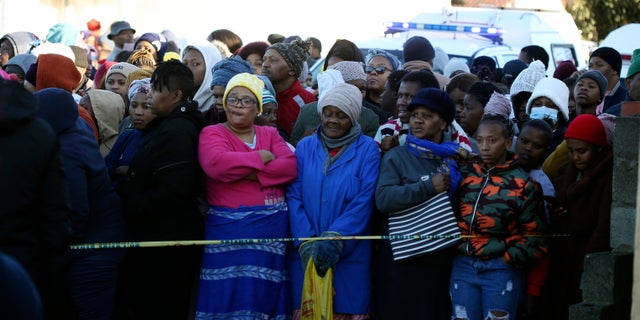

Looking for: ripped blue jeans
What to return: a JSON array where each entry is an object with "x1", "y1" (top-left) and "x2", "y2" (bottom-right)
[{"x1": 449, "y1": 255, "x2": 524, "y2": 320}]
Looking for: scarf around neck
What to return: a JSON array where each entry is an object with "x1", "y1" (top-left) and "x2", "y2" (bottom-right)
[
  {"x1": 319, "y1": 122, "x2": 362, "y2": 174},
  {"x1": 406, "y1": 133, "x2": 477, "y2": 195}
]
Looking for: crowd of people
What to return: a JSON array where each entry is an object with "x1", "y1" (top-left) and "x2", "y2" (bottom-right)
[{"x1": 1, "y1": 17, "x2": 638, "y2": 320}]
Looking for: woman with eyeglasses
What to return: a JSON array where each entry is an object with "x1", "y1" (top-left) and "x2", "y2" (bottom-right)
[
  {"x1": 365, "y1": 49, "x2": 402, "y2": 116},
  {"x1": 287, "y1": 83, "x2": 380, "y2": 319},
  {"x1": 196, "y1": 72, "x2": 297, "y2": 319}
]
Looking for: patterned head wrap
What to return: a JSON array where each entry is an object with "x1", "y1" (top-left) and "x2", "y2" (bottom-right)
[
  {"x1": 365, "y1": 48, "x2": 402, "y2": 71},
  {"x1": 267, "y1": 39, "x2": 310, "y2": 77},
  {"x1": 125, "y1": 69, "x2": 153, "y2": 96},
  {"x1": 128, "y1": 78, "x2": 152, "y2": 102}
]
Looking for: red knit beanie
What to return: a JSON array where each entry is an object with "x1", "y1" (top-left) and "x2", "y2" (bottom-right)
[
  {"x1": 564, "y1": 114, "x2": 607, "y2": 147},
  {"x1": 553, "y1": 60, "x2": 577, "y2": 81},
  {"x1": 93, "y1": 61, "x2": 116, "y2": 89}
]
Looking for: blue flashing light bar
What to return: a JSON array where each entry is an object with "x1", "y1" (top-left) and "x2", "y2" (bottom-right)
[
  {"x1": 385, "y1": 21, "x2": 501, "y2": 35},
  {"x1": 384, "y1": 21, "x2": 504, "y2": 44}
]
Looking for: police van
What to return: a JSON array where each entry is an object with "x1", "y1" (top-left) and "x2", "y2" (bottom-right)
[
  {"x1": 355, "y1": 28, "x2": 520, "y2": 73},
  {"x1": 311, "y1": 3, "x2": 589, "y2": 79}
]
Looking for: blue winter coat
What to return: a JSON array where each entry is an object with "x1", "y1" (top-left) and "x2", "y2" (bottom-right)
[
  {"x1": 36, "y1": 88, "x2": 124, "y2": 244},
  {"x1": 286, "y1": 130, "x2": 380, "y2": 314}
]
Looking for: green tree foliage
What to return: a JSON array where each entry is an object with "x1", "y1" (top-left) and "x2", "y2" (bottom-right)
[{"x1": 568, "y1": 0, "x2": 640, "y2": 42}]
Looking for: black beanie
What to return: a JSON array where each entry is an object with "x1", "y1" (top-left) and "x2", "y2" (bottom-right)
[
  {"x1": 472, "y1": 56, "x2": 496, "y2": 71},
  {"x1": 590, "y1": 47, "x2": 622, "y2": 76},
  {"x1": 403, "y1": 36, "x2": 435, "y2": 63},
  {"x1": 407, "y1": 88, "x2": 456, "y2": 125}
]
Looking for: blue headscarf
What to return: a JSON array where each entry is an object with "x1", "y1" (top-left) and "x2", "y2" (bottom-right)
[
  {"x1": 405, "y1": 134, "x2": 477, "y2": 197},
  {"x1": 210, "y1": 56, "x2": 253, "y2": 89},
  {"x1": 365, "y1": 48, "x2": 402, "y2": 71}
]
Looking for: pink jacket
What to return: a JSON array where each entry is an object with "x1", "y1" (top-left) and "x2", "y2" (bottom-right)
[{"x1": 198, "y1": 124, "x2": 297, "y2": 208}]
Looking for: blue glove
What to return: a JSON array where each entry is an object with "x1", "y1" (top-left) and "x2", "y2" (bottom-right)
[
  {"x1": 312, "y1": 231, "x2": 344, "y2": 277},
  {"x1": 298, "y1": 241, "x2": 314, "y2": 269}
]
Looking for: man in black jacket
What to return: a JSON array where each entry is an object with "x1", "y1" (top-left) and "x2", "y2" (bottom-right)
[
  {"x1": 0, "y1": 78, "x2": 73, "y2": 319},
  {"x1": 119, "y1": 60, "x2": 208, "y2": 319}
]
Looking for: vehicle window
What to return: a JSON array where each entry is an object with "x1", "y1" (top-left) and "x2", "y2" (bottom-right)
[{"x1": 550, "y1": 44, "x2": 578, "y2": 68}]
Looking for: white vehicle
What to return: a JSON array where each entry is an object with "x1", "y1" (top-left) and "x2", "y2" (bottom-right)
[
  {"x1": 326, "y1": 4, "x2": 588, "y2": 78},
  {"x1": 308, "y1": 30, "x2": 520, "y2": 83},
  {"x1": 355, "y1": 33, "x2": 520, "y2": 72}
]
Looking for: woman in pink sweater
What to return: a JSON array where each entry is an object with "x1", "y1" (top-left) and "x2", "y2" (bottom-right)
[{"x1": 196, "y1": 73, "x2": 297, "y2": 319}]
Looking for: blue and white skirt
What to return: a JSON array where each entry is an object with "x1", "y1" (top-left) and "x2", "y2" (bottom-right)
[{"x1": 195, "y1": 202, "x2": 290, "y2": 320}]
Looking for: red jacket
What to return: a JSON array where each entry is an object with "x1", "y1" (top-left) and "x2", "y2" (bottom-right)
[{"x1": 276, "y1": 80, "x2": 316, "y2": 136}]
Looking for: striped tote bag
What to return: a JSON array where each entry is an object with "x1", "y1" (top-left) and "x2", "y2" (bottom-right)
[{"x1": 387, "y1": 192, "x2": 461, "y2": 261}]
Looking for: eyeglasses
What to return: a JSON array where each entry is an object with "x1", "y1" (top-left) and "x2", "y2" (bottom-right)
[
  {"x1": 226, "y1": 97, "x2": 258, "y2": 108},
  {"x1": 365, "y1": 66, "x2": 390, "y2": 75}
]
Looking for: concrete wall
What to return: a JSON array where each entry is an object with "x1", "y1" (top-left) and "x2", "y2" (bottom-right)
[
  {"x1": 572, "y1": 117, "x2": 639, "y2": 319},
  {"x1": 611, "y1": 117, "x2": 640, "y2": 248},
  {"x1": 614, "y1": 117, "x2": 640, "y2": 319}
]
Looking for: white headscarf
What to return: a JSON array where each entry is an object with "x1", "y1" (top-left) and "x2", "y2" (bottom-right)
[
  {"x1": 182, "y1": 40, "x2": 223, "y2": 112},
  {"x1": 316, "y1": 69, "x2": 344, "y2": 101}
]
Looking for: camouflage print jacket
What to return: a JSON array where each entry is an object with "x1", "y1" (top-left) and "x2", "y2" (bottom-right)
[{"x1": 455, "y1": 154, "x2": 548, "y2": 268}]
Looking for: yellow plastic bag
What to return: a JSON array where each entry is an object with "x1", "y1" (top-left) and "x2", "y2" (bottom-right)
[{"x1": 300, "y1": 258, "x2": 334, "y2": 320}]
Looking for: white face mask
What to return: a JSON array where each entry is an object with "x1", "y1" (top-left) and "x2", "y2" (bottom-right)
[{"x1": 530, "y1": 106, "x2": 559, "y2": 125}]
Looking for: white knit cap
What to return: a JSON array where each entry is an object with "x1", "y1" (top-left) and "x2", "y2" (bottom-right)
[
  {"x1": 106, "y1": 62, "x2": 139, "y2": 81},
  {"x1": 526, "y1": 77, "x2": 570, "y2": 121},
  {"x1": 328, "y1": 61, "x2": 366, "y2": 82},
  {"x1": 443, "y1": 58, "x2": 470, "y2": 78},
  {"x1": 509, "y1": 60, "x2": 546, "y2": 96}
]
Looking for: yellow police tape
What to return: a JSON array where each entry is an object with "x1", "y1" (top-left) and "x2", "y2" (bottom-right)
[{"x1": 70, "y1": 234, "x2": 567, "y2": 250}]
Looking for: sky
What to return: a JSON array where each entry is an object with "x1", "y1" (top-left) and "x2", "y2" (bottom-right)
[{"x1": 1, "y1": 0, "x2": 450, "y2": 50}]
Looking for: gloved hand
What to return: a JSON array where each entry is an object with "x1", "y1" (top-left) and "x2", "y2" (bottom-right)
[
  {"x1": 312, "y1": 231, "x2": 344, "y2": 277},
  {"x1": 298, "y1": 241, "x2": 314, "y2": 269}
]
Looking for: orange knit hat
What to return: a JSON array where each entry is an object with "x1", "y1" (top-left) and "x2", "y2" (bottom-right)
[{"x1": 35, "y1": 54, "x2": 81, "y2": 93}]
